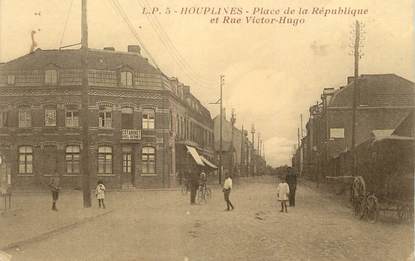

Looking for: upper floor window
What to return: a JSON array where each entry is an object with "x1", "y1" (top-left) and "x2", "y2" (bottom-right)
[
  {"x1": 142, "y1": 109, "x2": 155, "y2": 129},
  {"x1": 18, "y1": 146, "x2": 33, "y2": 174},
  {"x1": 120, "y1": 71, "x2": 133, "y2": 87},
  {"x1": 99, "y1": 106, "x2": 112, "y2": 128},
  {"x1": 121, "y1": 107, "x2": 133, "y2": 129},
  {"x1": 7, "y1": 75, "x2": 15, "y2": 85},
  {"x1": 65, "y1": 106, "x2": 79, "y2": 127},
  {"x1": 45, "y1": 107, "x2": 57, "y2": 127},
  {"x1": 0, "y1": 111, "x2": 8, "y2": 127},
  {"x1": 18, "y1": 107, "x2": 31, "y2": 128},
  {"x1": 45, "y1": 70, "x2": 58, "y2": 85}
]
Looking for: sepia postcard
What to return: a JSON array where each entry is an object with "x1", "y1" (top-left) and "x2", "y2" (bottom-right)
[{"x1": 0, "y1": 0, "x2": 413, "y2": 260}]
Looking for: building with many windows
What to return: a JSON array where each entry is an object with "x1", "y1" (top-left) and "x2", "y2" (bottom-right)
[{"x1": 0, "y1": 46, "x2": 214, "y2": 189}]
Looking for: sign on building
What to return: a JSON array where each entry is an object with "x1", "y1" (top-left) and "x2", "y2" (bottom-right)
[
  {"x1": 121, "y1": 129, "x2": 142, "y2": 140},
  {"x1": 330, "y1": 128, "x2": 345, "y2": 139}
]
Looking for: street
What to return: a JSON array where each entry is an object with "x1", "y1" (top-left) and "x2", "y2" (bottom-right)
[{"x1": 5, "y1": 177, "x2": 414, "y2": 261}]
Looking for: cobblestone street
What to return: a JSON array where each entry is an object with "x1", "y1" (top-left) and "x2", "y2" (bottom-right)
[{"x1": 5, "y1": 177, "x2": 414, "y2": 261}]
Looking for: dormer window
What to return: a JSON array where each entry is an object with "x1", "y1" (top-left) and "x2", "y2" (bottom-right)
[
  {"x1": 7, "y1": 75, "x2": 15, "y2": 85},
  {"x1": 120, "y1": 71, "x2": 133, "y2": 87},
  {"x1": 45, "y1": 70, "x2": 58, "y2": 85}
]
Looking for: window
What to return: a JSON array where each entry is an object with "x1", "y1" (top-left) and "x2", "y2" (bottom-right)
[
  {"x1": 18, "y1": 146, "x2": 33, "y2": 174},
  {"x1": 45, "y1": 70, "x2": 58, "y2": 85},
  {"x1": 18, "y1": 107, "x2": 31, "y2": 128},
  {"x1": 98, "y1": 146, "x2": 112, "y2": 174},
  {"x1": 0, "y1": 111, "x2": 8, "y2": 127},
  {"x1": 330, "y1": 128, "x2": 345, "y2": 139},
  {"x1": 120, "y1": 71, "x2": 133, "y2": 87},
  {"x1": 66, "y1": 146, "x2": 80, "y2": 174},
  {"x1": 7, "y1": 75, "x2": 15, "y2": 85},
  {"x1": 121, "y1": 107, "x2": 133, "y2": 129},
  {"x1": 65, "y1": 109, "x2": 79, "y2": 127},
  {"x1": 45, "y1": 107, "x2": 57, "y2": 127},
  {"x1": 142, "y1": 109, "x2": 155, "y2": 129},
  {"x1": 142, "y1": 147, "x2": 155, "y2": 174},
  {"x1": 98, "y1": 106, "x2": 112, "y2": 128}
]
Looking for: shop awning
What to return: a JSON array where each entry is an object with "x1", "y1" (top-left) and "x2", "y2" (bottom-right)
[
  {"x1": 200, "y1": 156, "x2": 218, "y2": 169},
  {"x1": 186, "y1": 145, "x2": 204, "y2": 166}
]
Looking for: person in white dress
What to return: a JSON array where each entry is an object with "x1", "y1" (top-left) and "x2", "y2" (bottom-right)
[
  {"x1": 276, "y1": 176, "x2": 290, "y2": 213},
  {"x1": 95, "y1": 180, "x2": 106, "y2": 209}
]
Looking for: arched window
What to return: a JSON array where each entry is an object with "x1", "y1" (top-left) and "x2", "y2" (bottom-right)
[
  {"x1": 98, "y1": 105, "x2": 112, "y2": 128},
  {"x1": 142, "y1": 109, "x2": 155, "y2": 129},
  {"x1": 18, "y1": 146, "x2": 33, "y2": 174},
  {"x1": 142, "y1": 147, "x2": 155, "y2": 174},
  {"x1": 45, "y1": 106, "x2": 57, "y2": 127},
  {"x1": 120, "y1": 71, "x2": 133, "y2": 87},
  {"x1": 98, "y1": 146, "x2": 112, "y2": 174},
  {"x1": 18, "y1": 106, "x2": 31, "y2": 128},
  {"x1": 45, "y1": 70, "x2": 58, "y2": 85}
]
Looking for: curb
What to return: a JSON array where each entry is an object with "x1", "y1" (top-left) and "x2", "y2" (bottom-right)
[{"x1": 0, "y1": 210, "x2": 114, "y2": 252}]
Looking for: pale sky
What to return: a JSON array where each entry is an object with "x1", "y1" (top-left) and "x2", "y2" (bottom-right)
[{"x1": 0, "y1": 0, "x2": 413, "y2": 166}]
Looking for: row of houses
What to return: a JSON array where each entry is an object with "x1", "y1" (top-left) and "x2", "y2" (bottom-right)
[
  {"x1": 0, "y1": 45, "x2": 265, "y2": 189},
  {"x1": 293, "y1": 74, "x2": 414, "y2": 181}
]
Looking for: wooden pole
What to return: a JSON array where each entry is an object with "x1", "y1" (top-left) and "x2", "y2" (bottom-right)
[
  {"x1": 81, "y1": 0, "x2": 91, "y2": 207},
  {"x1": 351, "y1": 20, "x2": 360, "y2": 177}
]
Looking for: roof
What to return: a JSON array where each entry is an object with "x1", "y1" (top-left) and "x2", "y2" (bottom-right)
[
  {"x1": 1, "y1": 48, "x2": 159, "y2": 73},
  {"x1": 329, "y1": 74, "x2": 415, "y2": 107}
]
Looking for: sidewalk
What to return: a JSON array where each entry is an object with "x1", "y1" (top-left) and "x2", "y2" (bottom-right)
[{"x1": 0, "y1": 191, "x2": 112, "y2": 251}]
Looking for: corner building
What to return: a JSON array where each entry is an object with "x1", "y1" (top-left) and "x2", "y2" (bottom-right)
[{"x1": 0, "y1": 46, "x2": 214, "y2": 189}]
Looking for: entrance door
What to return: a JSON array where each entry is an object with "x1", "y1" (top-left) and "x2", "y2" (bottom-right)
[{"x1": 122, "y1": 146, "x2": 134, "y2": 185}]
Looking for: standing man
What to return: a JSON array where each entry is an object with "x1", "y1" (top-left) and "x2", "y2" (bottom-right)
[
  {"x1": 189, "y1": 169, "x2": 199, "y2": 204},
  {"x1": 223, "y1": 174, "x2": 234, "y2": 211},
  {"x1": 48, "y1": 177, "x2": 60, "y2": 211},
  {"x1": 286, "y1": 167, "x2": 297, "y2": 207}
]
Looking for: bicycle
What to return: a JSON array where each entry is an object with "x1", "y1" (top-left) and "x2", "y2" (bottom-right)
[{"x1": 196, "y1": 184, "x2": 212, "y2": 204}]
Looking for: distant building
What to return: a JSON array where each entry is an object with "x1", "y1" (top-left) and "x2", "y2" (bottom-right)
[
  {"x1": 297, "y1": 74, "x2": 415, "y2": 180},
  {"x1": 0, "y1": 46, "x2": 214, "y2": 189},
  {"x1": 213, "y1": 110, "x2": 263, "y2": 176}
]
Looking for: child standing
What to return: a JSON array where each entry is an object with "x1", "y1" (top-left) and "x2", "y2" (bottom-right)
[
  {"x1": 276, "y1": 176, "x2": 290, "y2": 213},
  {"x1": 95, "y1": 180, "x2": 106, "y2": 209}
]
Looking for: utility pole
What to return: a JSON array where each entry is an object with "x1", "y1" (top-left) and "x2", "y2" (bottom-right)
[
  {"x1": 351, "y1": 20, "x2": 360, "y2": 177},
  {"x1": 240, "y1": 124, "x2": 244, "y2": 168},
  {"x1": 251, "y1": 124, "x2": 255, "y2": 176},
  {"x1": 0, "y1": 0, "x2": 2, "y2": 62},
  {"x1": 230, "y1": 109, "x2": 236, "y2": 175},
  {"x1": 81, "y1": 0, "x2": 91, "y2": 208},
  {"x1": 219, "y1": 75, "x2": 224, "y2": 184}
]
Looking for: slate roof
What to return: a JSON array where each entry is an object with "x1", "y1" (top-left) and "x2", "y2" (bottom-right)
[
  {"x1": 1, "y1": 48, "x2": 160, "y2": 74},
  {"x1": 329, "y1": 74, "x2": 415, "y2": 107}
]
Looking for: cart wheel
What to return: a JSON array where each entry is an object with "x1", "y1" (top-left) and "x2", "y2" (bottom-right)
[
  {"x1": 366, "y1": 195, "x2": 379, "y2": 223},
  {"x1": 353, "y1": 195, "x2": 365, "y2": 218}
]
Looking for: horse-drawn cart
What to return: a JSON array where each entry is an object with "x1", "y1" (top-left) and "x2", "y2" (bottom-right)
[{"x1": 350, "y1": 136, "x2": 414, "y2": 223}]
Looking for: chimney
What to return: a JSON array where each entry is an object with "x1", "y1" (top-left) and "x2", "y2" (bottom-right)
[
  {"x1": 103, "y1": 47, "x2": 115, "y2": 51},
  {"x1": 128, "y1": 45, "x2": 141, "y2": 54},
  {"x1": 347, "y1": 76, "x2": 354, "y2": 85},
  {"x1": 183, "y1": 85, "x2": 190, "y2": 94}
]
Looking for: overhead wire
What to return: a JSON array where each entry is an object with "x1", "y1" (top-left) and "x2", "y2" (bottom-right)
[
  {"x1": 59, "y1": 0, "x2": 75, "y2": 48},
  {"x1": 109, "y1": 0, "x2": 160, "y2": 69},
  {"x1": 137, "y1": 0, "x2": 216, "y2": 86}
]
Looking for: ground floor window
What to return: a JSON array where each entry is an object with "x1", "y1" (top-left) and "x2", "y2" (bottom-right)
[
  {"x1": 66, "y1": 145, "x2": 80, "y2": 174},
  {"x1": 98, "y1": 146, "x2": 112, "y2": 174},
  {"x1": 122, "y1": 146, "x2": 132, "y2": 173},
  {"x1": 142, "y1": 146, "x2": 155, "y2": 174},
  {"x1": 18, "y1": 146, "x2": 33, "y2": 174}
]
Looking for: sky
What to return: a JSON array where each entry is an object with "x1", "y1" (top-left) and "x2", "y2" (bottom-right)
[{"x1": 0, "y1": 0, "x2": 413, "y2": 166}]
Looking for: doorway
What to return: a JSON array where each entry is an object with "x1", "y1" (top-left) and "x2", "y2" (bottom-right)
[{"x1": 122, "y1": 146, "x2": 134, "y2": 186}]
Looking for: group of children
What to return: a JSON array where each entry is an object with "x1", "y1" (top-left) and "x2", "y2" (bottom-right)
[{"x1": 48, "y1": 178, "x2": 106, "y2": 211}]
